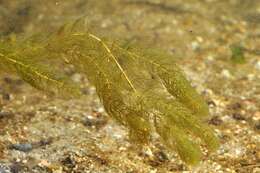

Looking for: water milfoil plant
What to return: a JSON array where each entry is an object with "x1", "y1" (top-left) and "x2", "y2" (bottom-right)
[{"x1": 0, "y1": 20, "x2": 219, "y2": 165}]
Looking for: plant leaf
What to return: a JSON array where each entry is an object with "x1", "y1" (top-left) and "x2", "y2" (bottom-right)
[{"x1": 0, "y1": 41, "x2": 80, "y2": 97}]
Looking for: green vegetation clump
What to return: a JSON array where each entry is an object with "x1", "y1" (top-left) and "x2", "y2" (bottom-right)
[
  {"x1": 0, "y1": 35, "x2": 80, "y2": 96},
  {"x1": 0, "y1": 20, "x2": 219, "y2": 165},
  {"x1": 230, "y1": 43, "x2": 246, "y2": 64}
]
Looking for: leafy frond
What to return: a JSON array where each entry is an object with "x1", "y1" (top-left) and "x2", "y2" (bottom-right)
[
  {"x1": 48, "y1": 31, "x2": 152, "y2": 143},
  {"x1": 112, "y1": 43, "x2": 210, "y2": 118},
  {"x1": 0, "y1": 20, "x2": 219, "y2": 165},
  {"x1": 0, "y1": 39, "x2": 80, "y2": 97}
]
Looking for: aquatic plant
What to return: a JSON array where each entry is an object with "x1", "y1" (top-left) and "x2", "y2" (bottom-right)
[
  {"x1": 0, "y1": 35, "x2": 80, "y2": 96},
  {"x1": 0, "y1": 20, "x2": 219, "y2": 165},
  {"x1": 230, "y1": 43, "x2": 246, "y2": 64}
]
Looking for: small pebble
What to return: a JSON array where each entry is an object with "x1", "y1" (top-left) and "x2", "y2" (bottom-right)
[
  {"x1": 206, "y1": 55, "x2": 214, "y2": 62},
  {"x1": 232, "y1": 113, "x2": 245, "y2": 121},
  {"x1": 71, "y1": 73, "x2": 82, "y2": 83},
  {"x1": 196, "y1": 36, "x2": 203, "y2": 43},
  {"x1": 83, "y1": 116, "x2": 107, "y2": 129},
  {"x1": 9, "y1": 163, "x2": 21, "y2": 173},
  {"x1": 255, "y1": 121, "x2": 260, "y2": 130},
  {"x1": 0, "y1": 167, "x2": 8, "y2": 173},
  {"x1": 247, "y1": 74, "x2": 255, "y2": 81},
  {"x1": 207, "y1": 100, "x2": 217, "y2": 107},
  {"x1": 61, "y1": 156, "x2": 76, "y2": 168},
  {"x1": 209, "y1": 116, "x2": 223, "y2": 126},
  {"x1": 221, "y1": 69, "x2": 232, "y2": 79},
  {"x1": 1, "y1": 93, "x2": 10, "y2": 101},
  {"x1": 0, "y1": 111, "x2": 13, "y2": 119},
  {"x1": 9, "y1": 143, "x2": 33, "y2": 152},
  {"x1": 38, "y1": 138, "x2": 53, "y2": 146},
  {"x1": 154, "y1": 151, "x2": 168, "y2": 162},
  {"x1": 255, "y1": 60, "x2": 260, "y2": 70},
  {"x1": 191, "y1": 41, "x2": 200, "y2": 50},
  {"x1": 230, "y1": 102, "x2": 242, "y2": 110}
]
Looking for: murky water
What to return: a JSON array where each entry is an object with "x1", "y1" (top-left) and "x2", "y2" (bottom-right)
[{"x1": 0, "y1": 1, "x2": 259, "y2": 172}]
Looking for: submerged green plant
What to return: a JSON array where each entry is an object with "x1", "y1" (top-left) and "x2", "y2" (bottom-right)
[
  {"x1": 0, "y1": 20, "x2": 219, "y2": 165},
  {"x1": 230, "y1": 43, "x2": 246, "y2": 64},
  {"x1": 0, "y1": 35, "x2": 80, "y2": 96}
]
